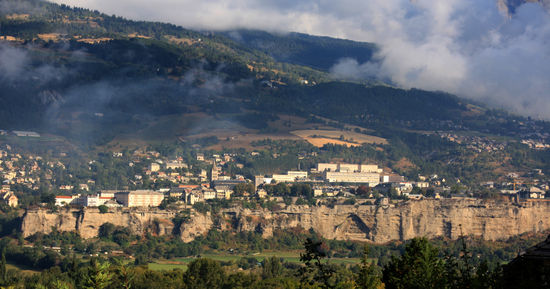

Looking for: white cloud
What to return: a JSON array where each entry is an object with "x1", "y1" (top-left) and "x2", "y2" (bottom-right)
[{"x1": 48, "y1": 0, "x2": 550, "y2": 118}]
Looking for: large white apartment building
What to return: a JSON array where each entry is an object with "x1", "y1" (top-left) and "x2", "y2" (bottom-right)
[
  {"x1": 325, "y1": 171, "x2": 380, "y2": 185},
  {"x1": 317, "y1": 163, "x2": 382, "y2": 173},
  {"x1": 272, "y1": 171, "x2": 308, "y2": 183},
  {"x1": 115, "y1": 190, "x2": 164, "y2": 207}
]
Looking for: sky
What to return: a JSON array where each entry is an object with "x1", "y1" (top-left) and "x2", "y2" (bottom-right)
[{"x1": 48, "y1": 0, "x2": 550, "y2": 118}]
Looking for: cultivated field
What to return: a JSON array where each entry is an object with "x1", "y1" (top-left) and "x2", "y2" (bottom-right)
[{"x1": 291, "y1": 129, "x2": 387, "y2": 147}]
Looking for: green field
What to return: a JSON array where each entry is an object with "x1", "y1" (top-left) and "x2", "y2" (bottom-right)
[
  {"x1": 6, "y1": 263, "x2": 40, "y2": 275},
  {"x1": 148, "y1": 251, "x2": 362, "y2": 271}
]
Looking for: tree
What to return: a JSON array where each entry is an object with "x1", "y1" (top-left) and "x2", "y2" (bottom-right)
[
  {"x1": 383, "y1": 237, "x2": 447, "y2": 289},
  {"x1": 234, "y1": 183, "x2": 255, "y2": 196},
  {"x1": 299, "y1": 238, "x2": 334, "y2": 289},
  {"x1": 98, "y1": 223, "x2": 116, "y2": 239},
  {"x1": 0, "y1": 249, "x2": 6, "y2": 285},
  {"x1": 98, "y1": 205, "x2": 108, "y2": 214},
  {"x1": 356, "y1": 245, "x2": 382, "y2": 289},
  {"x1": 82, "y1": 258, "x2": 112, "y2": 289},
  {"x1": 112, "y1": 259, "x2": 135, "y2": 289},
  {"x1": 183, "y1": 258, "x2": 225, "y2": 289},
  {"x1": 262, "y1": 256, "x2": 283, "y2": 279}
]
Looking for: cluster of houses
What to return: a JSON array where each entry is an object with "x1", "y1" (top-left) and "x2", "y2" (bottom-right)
[
  {"x1": 439, "y1": 133, "x2": 506, "y2": 152},
  {"x1": 0, "y1": 146, "x2": 42, "y2": 189}
]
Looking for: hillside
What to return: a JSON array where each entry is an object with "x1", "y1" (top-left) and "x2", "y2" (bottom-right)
[
  {"x1": 1, "y1": 0, "x2": 550, "y2": 184},
  {"x1": 219, "y1": 29, "x2": 377, "y2": 71}
]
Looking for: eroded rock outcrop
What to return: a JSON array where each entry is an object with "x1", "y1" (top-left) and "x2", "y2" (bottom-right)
[
  {"x1": 22, "y1": 207, "x2": 178, "y2": 238},
  {"x1": 222, "y1": 199, "x2": 550, "y2": 243},
  {"x1": 21, "y1": 199, "x2": 550, "y2": 243}
]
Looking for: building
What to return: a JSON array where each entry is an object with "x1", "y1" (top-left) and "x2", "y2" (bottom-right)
[
  {"x1": 212, "y1": 180, "x2": 246, "y2": 190},
  {"x1": 215, "y1": 188, "x2": 232, "y2": 200},
  {"x1": 1, "y1": 192, "x2": 17, "y2": 207},
  {"x1": 256, "y1": 189, "x2": 267, "y2": 198},
  {"x1": 317, "y1": 163, "x2": 339, "y2": 172},
  {"x1": 325, "y1": 171, "x2": 380, "y2": 185},
  {"x1": 203, "y1": 189, "x2": 216, "y2": 200},
  {"x1": 81, "y1": 194, "x2": 101, "y2": 207},
  {"x1": 255, "y1": 176, "x2": 274, "y2": 187},
  {"x1": 287, "y1": 171, "x2": 308, "y2": 179},
  {"x1": 317, "y1": 163, "x2": 382, "y2": 173},
  {"x1": 380, "y1": 175, "x2": 406, "y2": 183},
  {"x1": 115, "y1": 190, "x2": 164, "y2": 207},
  {"x1": 272, "y1": 174, "x2": 298, "y2": 183},
  {"x1": 12, "y1": 131, "x2": 40, "y2": 137},
  {"x1": 149, "y1": 163, "x2": 160, "y2": 172},
  {"x1": 272, "y1": 171, "x2": 308, "y2": 183},
  {"x1": 186, "y1": 192, "x2": 201, "y2": 205},
  {"x1": 166, "y1": 162, "x2": 187, "y2": 170},
  {"x1": 55, "y1": 195, "x2": 80, "y2": 206},
  {"x1": 414, "y1": 182, "x2": 430, "y2": 188},
  {"x1": 196, "y1": 153, "x2": 204, "y2": 161},
  {"x1": 211, "y1": 165, "x2": 219, "y2": 181}
]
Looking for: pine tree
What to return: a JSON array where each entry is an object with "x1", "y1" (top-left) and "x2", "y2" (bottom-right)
[
  {"x1": 0, "y1": 248, "x2": 7, "y2": 285},
  {"x1": 356, "y1": 245, "x2": 382, "y2": 289}
]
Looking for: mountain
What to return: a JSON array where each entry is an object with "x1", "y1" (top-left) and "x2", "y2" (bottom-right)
[
  {"x1": 1, "y1": 0, "x2": 550, "y2": 183},
  {"x1": 219, "y1": 29, "x2": 377, "y2": 71}
]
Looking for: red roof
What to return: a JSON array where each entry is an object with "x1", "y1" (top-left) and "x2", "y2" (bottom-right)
[
  {"x1": 56, "y1": 196, "x2": 73, "y2": 199},
  {"x1": 179, "y1": 185, "x2": 199, "y2": 188}
]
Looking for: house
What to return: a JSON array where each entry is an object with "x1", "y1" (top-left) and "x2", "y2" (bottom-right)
[
  {"x1": 203, "y1": 189, "x2": 216, "y2": 200},
  {"x1": 55, "y1": 195, "x2": 80, "y2": 206},
  {"x1": 196, "y1": 153, "x2": 204, "y2": 161},
  {"x1": 1, "y1": 192, "x2": 17, "y2": 207},
  {"x1": 186, "y1": 192, "x2": 201, "y2": 205},
  {"x1": 215, "y1": 188, "x2": 232, "y2": 200},
  {"x1": 149, "y1": 163, "x2": 160, "y2": 172},
  {"x1": 12, "y1": 131, "x2": 40, "y2": 137},
  {"x1": 256, "y1": 189, "x2": 267, "y2": 199},
  {"x1": 166, "y1": 162, "x2": 187, "y2": 170}
]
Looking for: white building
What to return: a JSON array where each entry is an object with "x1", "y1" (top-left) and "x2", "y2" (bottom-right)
[
  {"x1": 115, "y1": 190, "x2": 164, "y2": 207},
  {"x1": 325, "y1": 171, "x2": 379, "y2": 185},
  {"x1": 166, "y1": 162, "x2": 187, "y2": 170},
  {"x1": 149, "y1": 163, "x2": 160, "y2": 172},
  {"x1": 55, "y1": 195, "x2": 80, "y2": 206},
  {"x1": 317, "y1": 163, "x2": 382, "y2": 173},
  {"x1": 272, "y1": 171, "x2": 308, "y2": 183}
]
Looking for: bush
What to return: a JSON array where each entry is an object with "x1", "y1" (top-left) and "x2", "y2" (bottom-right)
[{"x1": 98, "y1": 205, "x2": 108, "y2": 214}]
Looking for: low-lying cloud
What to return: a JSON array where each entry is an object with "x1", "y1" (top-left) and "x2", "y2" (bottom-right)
[{"x1": 48, "y1": 0, "x2": 550, "y2": 118}]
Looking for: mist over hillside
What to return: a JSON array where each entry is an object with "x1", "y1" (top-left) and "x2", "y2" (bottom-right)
[{"x1": 46, "y1": 0, "x2": 550, "y2": 119}]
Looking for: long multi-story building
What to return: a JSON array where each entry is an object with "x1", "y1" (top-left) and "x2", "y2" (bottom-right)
[
  {"x1": 272, "y1": 171, "x2": 308, "y2": 183},
  {"x1": 115, "y1": 190, "x2": 164, "y2": 207},
  {"x1": 317, "y1": 163, "x2": 382, "y2": 173},
  {"x1": 325, "y1": 171, "x2": 380, "y2": 185}
]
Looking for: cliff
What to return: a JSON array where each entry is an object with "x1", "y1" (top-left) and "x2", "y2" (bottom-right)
[
  {"x1": 21, "y1": 199, "x2": 550, "y2": 243},
  {"x1": 21, "y1": 207, "x2": 178, "y2": 239}
]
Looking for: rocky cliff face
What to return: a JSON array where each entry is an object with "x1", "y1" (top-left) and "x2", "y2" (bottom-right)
[
  {"x1": 223, "y1": 199, "x2": 550, "y2": 243},
  {"x1": 21, "y1": 199, "x2": 550, "y2": 243},
  {"x1": 21, "y1": 207, "x2": 178, "y2": 238}
]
